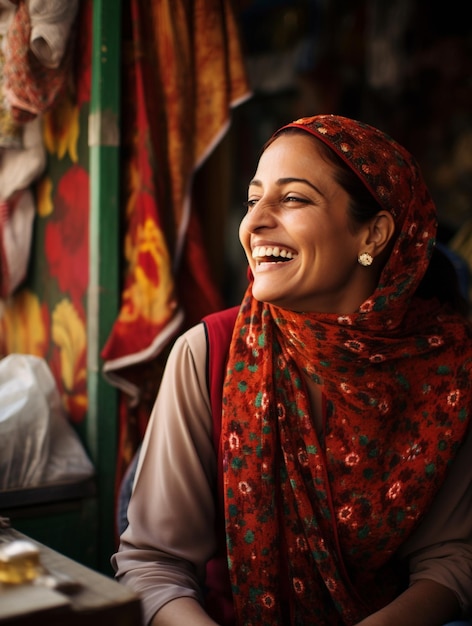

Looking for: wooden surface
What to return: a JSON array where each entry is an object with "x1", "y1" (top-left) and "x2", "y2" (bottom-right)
[{"x1": 0, "y1": 526, "x2": 142, "y2": 625}]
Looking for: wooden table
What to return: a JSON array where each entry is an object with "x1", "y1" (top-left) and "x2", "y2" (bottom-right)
[{"x1": 0, "y1": 525, "x2": 142, "y2": 625}]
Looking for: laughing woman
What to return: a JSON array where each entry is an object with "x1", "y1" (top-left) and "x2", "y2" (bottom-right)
[{"x1": 112, "y1": 115, "x2": 472, "y2": 626}]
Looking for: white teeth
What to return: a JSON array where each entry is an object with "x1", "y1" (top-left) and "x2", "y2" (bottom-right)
[{"x1": 252, "y1": 245, "x2": 297, "y2": 260}]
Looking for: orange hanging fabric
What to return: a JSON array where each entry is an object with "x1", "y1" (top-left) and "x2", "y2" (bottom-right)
[{"x1": 101, "y1": 0, "x2": 252, "y2": 402}]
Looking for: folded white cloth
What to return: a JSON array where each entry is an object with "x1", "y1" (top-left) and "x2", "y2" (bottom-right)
[
  {"x1": 28, "y1": 0, "x2": 80, "y2": 68},
  {"x1": 0, "y1": 189, "x2": 35, "y2": 297},
  {"x1": 0, "y1": 117, "x2": 46, "y2": 199}
]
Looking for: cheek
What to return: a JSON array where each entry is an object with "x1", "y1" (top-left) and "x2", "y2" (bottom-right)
[
  {"x1": 300, "y1": 225, "x2": 350, "y2": 265},
  {"x1": 238, "y1": 218, "x2": 250, "y2": 249}
]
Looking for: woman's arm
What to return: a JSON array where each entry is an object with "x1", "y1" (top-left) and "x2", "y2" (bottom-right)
[
  {"x1": 358, "y1": 425, "x2": 472, "y2": 626},
  {"x1": 150, "y1": 597, "x2": 220, "y2": 626},
  {"x1": 112, "y1": 324, "x2": 218, "y2": 625},
  {"x1": 355, "y1": 579, "x2": 460, "y2": 626}
]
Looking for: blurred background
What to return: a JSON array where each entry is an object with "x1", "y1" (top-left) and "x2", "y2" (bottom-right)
[{"x1": 222, "y1": 0, "x2": 472, "y2": 304}]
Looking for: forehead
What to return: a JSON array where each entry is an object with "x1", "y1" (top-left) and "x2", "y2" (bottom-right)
[{"x1": 252, "y1": 133, "x2": 338, "y2": 182}]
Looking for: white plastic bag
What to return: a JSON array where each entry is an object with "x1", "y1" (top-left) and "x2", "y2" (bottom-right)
[{"x1": 0, "y1": 354, "x2": 94, "y2": 490}]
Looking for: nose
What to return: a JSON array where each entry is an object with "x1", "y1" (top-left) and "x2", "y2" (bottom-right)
[{"x1": 241, "y1": 198, "x2": 276, "y2": 233}]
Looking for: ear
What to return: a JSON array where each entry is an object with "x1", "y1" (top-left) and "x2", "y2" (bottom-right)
[{"x1": 360, "y1": 210, "x2": 396, "y2": 258}]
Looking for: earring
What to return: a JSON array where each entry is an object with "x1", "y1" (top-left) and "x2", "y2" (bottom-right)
[{"x1": 358, "y1": 252, "x2": 373, "y2": 267}]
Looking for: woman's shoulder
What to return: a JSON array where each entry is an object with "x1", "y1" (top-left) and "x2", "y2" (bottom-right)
[
  {"x1": 172, "y1": 306, "x2": 239, "y2": 367},
  {"x1": 176, "y1": 320, "x2": 207, "y2": 346},
  {"x1": 168, "y1": 322, "x2": 208, "y2": 376}
]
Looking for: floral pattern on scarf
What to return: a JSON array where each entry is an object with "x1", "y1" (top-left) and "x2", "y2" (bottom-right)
[{"x1": 221, "y1": 115, "x2": 472, "y2": 625}]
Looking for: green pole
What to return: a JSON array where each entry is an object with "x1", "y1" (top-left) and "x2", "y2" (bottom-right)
[{"x1": 88, "y1": 0, "x2": 121, "y2": 575}]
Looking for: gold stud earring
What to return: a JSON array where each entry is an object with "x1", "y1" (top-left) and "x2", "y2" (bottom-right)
[{"x1": 358, "y1": 252, "x2": 373, "y2": 267}]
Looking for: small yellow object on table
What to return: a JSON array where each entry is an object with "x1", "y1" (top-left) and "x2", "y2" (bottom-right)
[
  {"x1": 0, "y1": 525, "x2": 143, "y2": 625},
  {"x1": 0, "y1": 539, "x2": 41, "y2": 584}
]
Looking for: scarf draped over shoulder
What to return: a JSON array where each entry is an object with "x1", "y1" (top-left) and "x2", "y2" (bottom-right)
[{"x1": 221, "y1": 115, "x2": 472, "y2": 626}]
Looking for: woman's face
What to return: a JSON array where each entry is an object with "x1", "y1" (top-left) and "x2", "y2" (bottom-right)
[{"x1": 239, "y1": 133, "x2": 376, "y2": 313}]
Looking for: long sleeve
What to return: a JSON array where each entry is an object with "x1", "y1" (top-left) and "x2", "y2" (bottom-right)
[
  {"x1": 112, "y1": 321, "x2": 472, "y2": 624},
  {"x1": 397, "y1": 424, "x2": 472, "y2": 617},
  {"x1": 111, "y1": 323, "x2": 217, "y2": 626}
]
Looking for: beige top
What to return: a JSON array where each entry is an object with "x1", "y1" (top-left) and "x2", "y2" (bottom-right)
[{"x1": 111, "y1": 323, "x2": 472, "y2": 626}]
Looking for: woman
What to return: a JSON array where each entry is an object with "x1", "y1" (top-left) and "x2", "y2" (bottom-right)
[{"x1": 112, "y1": 115, "x2": 472, "y2": 626}]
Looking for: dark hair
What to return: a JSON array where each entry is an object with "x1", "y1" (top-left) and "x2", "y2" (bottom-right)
[
  {"x1": 268, "y1": 127, "x2": 469, "y2": 316},
  {"x1": 416, "y1": 246, "x2": 469, "y2": 316},
  {"x1": 267, "y1": 128, "x2": 381, "y2": 230},
  {"x1": 312, "y1": 138, "x2": 382, "y2": 229}
]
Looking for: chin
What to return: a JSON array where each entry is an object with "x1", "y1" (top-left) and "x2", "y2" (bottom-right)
[
  {"x1": 252, "y1": 287, "x2": 275, "y2": 304},
  {"x1": 252, "y1": 290, "x2": 284, "y2": 308}
]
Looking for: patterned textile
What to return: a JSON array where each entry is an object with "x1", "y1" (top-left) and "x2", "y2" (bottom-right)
[
  {"x1": 0, "y1": 3, "x2": 22, "y2": 149},
  {"x1": 222, "y1": 115, "x2": 472, "y2": 625},
  {"x1": 101, "y1": 0, "x2": 251, "y2": 403},
  {"x1": 0, "y1": 0, "x2": 91, "y2": 425},
  {"x1": 3, "y1": 0, "x2": 77, "y2": 122}
]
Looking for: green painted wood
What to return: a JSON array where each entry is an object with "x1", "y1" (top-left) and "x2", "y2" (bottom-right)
[
  {"x1": 5, "y1": 497, "x2": 99, "y2": 570},
  {"x1": 88, "y1": 0, "x2": 121, "y2": 575}
]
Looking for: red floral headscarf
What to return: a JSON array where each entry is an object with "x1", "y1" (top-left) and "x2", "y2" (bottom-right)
[{"x1": 221, "y1": 115, "x2": 472, "y2": 625}]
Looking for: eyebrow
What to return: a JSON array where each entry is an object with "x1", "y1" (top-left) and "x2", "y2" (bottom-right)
[{"x1": 248, "y1": 177, "x2": 325, "y2": 197}]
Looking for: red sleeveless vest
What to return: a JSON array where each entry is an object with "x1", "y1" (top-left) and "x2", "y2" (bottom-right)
[{"x1": 202, "y1": 306, "x2": 239, "y2": 625}]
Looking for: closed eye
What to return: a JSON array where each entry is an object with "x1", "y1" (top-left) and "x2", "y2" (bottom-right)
[
  {"x1": 243, "y1": 199, "x2": 258, "y2": 210},
  {"x1": 243, "y1": 195, "x2": 313, "y2": 214},
  {"x1": 281, "y1": 195, "x2": 315, "y2": 208},
  {"x1": 284, "y1": 196, "x2": 307, "y2": 203}
]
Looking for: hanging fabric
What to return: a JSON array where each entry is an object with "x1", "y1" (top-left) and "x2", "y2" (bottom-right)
[{"x1": 101, "y1": 0, "x2": 252, "y2": 401}]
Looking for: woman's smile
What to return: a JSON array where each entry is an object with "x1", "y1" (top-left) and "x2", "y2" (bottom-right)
[{"x1": 252, "y1": 244, "x2": 298, "y2": 266}]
